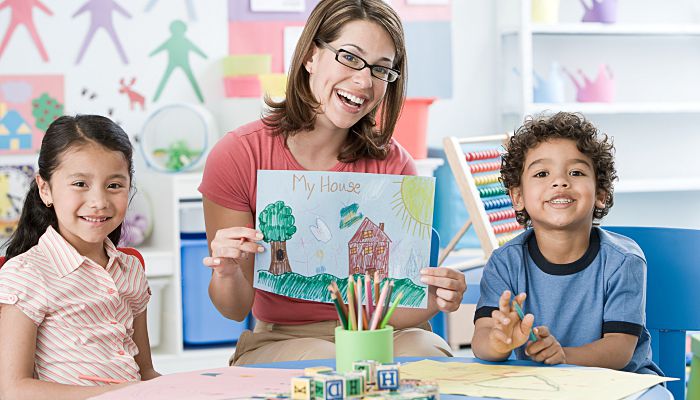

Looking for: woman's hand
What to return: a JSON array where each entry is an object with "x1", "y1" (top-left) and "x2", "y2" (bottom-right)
[
  {"x1": 420, "y1": 267, "x2": 466, "y2": 312},
  {"x1": 202, "y1": 226, "x2": 264, "y2": 275}
]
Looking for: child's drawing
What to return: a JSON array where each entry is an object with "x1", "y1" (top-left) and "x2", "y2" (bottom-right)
[{"x1": 254, "y1": 170, "x2": 435, "y2": 308}]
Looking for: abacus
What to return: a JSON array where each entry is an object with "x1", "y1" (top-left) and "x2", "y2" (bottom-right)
[{"x1": 440, "y1": 134, "x2": 525, "y2": 266}]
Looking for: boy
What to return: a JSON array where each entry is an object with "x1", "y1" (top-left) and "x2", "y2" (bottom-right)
[{"x1": 471, "y1": 112, "x2": 661, "y2": 375}]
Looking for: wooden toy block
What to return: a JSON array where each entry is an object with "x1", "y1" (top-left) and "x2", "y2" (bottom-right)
[
  {"x1": 376, "y1": 364, "x2": 400, "y2": 391},
  {"x1": 304, "y1": 366, "x2": 334, "y2": 376},
  {"x1": 291, "y1": 376, "x2": 313, "y2": 400},
  {"x1": 313, "y1": 375, "x2": 345, "y2": 400},
  {"x1": 342, "y1": 372, "x2": 365, "y2": 398},
  {"x1": 352, "y1": 360, "x2": 377, "y2": 385}
]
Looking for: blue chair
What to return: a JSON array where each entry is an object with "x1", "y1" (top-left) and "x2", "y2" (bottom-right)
[
  {"x1": 606, "y1": 226, "x2": 700, "y2": 400},
  {"x1": 428, "y1": 229, "x2": 449, "y2": 338}
]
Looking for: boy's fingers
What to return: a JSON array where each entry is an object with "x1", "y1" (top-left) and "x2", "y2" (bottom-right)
[
  {"x1": 534, "y1": 325, "x2": 550, "y2": 338},
  {"x1": 491, "y1": 310, "x2": 510, "y2": 326},
  {"x1": 498, "y1": 290, "x2": 512, "y2": 312},
  {"x1": 515, "y1": 292, "x2": 527, "y2": 305}
]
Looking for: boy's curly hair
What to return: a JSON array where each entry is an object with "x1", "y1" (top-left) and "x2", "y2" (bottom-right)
[{"x1": 500, "y1": 112, "x2": 617, "y2": 227}]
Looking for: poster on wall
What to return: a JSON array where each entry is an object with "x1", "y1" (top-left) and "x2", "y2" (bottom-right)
[
  {"x1": 0, "y1": 164, "x2": 34, "y2": 241},
  {"x1": 0, "y1": 75, "x2": 64, "y2": 155},
  {"x1": 253, "y1": 170, "x2": 436, "y2": 308}
]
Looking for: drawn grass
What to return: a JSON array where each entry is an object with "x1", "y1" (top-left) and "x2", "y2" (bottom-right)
[{"x1": 257, "y1": 271, "x2": 427, "y2": 307}]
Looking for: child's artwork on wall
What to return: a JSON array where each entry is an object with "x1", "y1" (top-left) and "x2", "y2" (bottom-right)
[
  {"x1": 0, "y1": 164, "x2": 34, "y2": 239},
  {"x1": 0, "y1": 0, "x2": 53, "y2": 62},
  {"x1": 0, "y1": 75, "x2": 64, "y2": 154},
  {"x1": 73, "y1": 0, "x2": 131, "y2": 65},
  {"x1": 254, "y1": 170, "x2": 436, "y2": 308}
]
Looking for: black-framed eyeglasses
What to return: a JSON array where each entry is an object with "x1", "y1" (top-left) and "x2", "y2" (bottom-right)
[{"x1": 316, "y1": 40, "x2": 400, "y2": 83}]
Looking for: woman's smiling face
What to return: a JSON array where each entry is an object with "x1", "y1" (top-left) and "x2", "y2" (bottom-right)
[{"x1": 305, "y1": 19, "x2": 396, "y2": 132}]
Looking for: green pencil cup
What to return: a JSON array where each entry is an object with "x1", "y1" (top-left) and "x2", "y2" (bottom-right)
[{"x1": 334, "y1": 325, "x2": 393, "y2": 373}]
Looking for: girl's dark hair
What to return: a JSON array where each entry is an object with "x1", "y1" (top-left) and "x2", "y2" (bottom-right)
[
  {"x1": 4, "y1": 115, "x2": 134, "y2": 260},
  {"x1": 262, "y1": 0, "x2": 406, "y2": 163},
  {"x1": 500, "y1": 112, "x2": 617, "y2": 227}
]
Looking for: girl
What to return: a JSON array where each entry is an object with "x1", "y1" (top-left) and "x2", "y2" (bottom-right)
[
  {"x1": 0, "y1": 115, "x2": 159, "y2": 400},
  {"x1": 199, "y1": 0, "x2": 467, "y2": 365}
]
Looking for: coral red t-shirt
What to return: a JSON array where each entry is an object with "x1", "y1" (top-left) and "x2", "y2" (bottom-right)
[{"x1": 199, "y1": 119, "x2": 417, "y2": 324}]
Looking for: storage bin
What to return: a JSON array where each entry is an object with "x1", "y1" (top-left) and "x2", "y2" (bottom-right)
[
  {"x1": 179, "y1": 201, "x2": 205, "y2": 234},
  {"x1": 146, "y1": 277, "x2": 168, "y2": 347},
  {"x1": 181, "y1": 237, "x2": 249, "y2": 346}
]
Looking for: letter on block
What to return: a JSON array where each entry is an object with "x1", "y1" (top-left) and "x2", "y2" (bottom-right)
[
  {"x1": 291, "y1": 376, "x2": 313, "y2": 400},
  {"x1": 376, "y1": 364, "x2": 400, "y2": 391}
]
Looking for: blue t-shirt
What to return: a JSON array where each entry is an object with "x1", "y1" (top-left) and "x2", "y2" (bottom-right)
[{"x1": 475, "y1": 227, "x2": 662, "y2": 375}]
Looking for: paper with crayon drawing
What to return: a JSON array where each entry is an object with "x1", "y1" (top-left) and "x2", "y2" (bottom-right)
[
  {"x1": 254, "y1": 170, "x2": 435, "y2": 308},
  {"x1": 400, "y1": 359, "x2": 675, "y2": 400}
]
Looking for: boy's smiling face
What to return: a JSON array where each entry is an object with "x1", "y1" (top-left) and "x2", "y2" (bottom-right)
[{"x1": 510, "y1": 138, "x2": 607, "y2": 233}]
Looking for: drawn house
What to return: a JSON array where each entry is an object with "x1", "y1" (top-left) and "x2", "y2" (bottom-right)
[
  {"x1": 0, "y1": 110, "x2": 32, "y2": 151},
  {"x1": 348, "y1": 217, "x2": 391, "y2": 279}
]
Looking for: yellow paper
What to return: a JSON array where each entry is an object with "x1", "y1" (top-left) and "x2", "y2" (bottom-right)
[
  {"x1": 400, "y1": 360, "x2": 674, "y2": 400},
  {"x1": 259, "y1": 73, "x2": 287, "y2": 98},
  {"x1": 222, "y1": 55, "x2": 271, "y2": 76}
]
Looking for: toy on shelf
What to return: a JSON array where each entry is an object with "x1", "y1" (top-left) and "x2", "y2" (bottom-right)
[
  {"x1": 440, "y1": 134, "x2": 524, "y2": 266},
  {"x1": 531, "y1": 0, "x2": 560, "y2": 24},
  {"x1": 580, "y1": 0, "x2": 618, "y2": 24},
  {"x1": 119, "y1": 186, "x2": 153, "y2": 247},
  {"x1": 533, "y1": 62, "x2": 565, "y2": 104},
  {"x1": 137, "y1": 103, "x2": 217, "y2": 173},
  {"x1": 564, "y1": 64, "x2": 615, "y2": 103}
]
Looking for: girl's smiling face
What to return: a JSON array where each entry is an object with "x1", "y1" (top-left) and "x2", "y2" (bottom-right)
[
  {"x1": 38, "y1": 143, "x2": 130, "y2": 258},
  {"x1": 305, "y1": 19, "x2": 396, "y2": 132}
]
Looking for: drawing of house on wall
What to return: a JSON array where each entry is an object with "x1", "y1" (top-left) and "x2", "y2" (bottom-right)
[
  {"x1": 348, "y1": 217, "x2": 391, "y2": 279},
  {"x1": 0, "y1": 108, "x2": 32, "y2": 151}
]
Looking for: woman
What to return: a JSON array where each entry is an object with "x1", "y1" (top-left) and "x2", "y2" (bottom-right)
[{"x1": 199, "y1": 0, "x2": 466, "y2": 365}]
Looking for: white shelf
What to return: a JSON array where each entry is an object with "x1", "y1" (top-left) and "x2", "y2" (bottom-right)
[
  {"x1": 505, "y1": 102, "x2": 700, "y2": 115},
  {"x1": 502, "y1": 23, "x2": 700, "y2": 36},
  {"x1": 616, "y1": 178, "x2": 700, "y2": 194}
]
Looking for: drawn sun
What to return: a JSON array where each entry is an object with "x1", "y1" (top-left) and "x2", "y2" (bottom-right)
[{"x1": 391, "y1": 176, "x2": 435, "y2": 238}]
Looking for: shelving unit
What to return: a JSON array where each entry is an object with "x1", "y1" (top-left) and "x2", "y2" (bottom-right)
[
  {"x1": 137, "y1": 158, "x2": 445, "y2": 373},
  {"x1": 495, "y1": 0, "x2": 700, "y2": 230}
]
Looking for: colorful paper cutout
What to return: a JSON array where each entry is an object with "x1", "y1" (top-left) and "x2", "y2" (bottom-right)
[
  {"x1": 250, "y1": 0, "x2": 305, "y2": 13},
  {"x1": 283, "y1": 25, "x2": 303, "y2": 73},
  {"x1": 259, "y1": 73, "x2": 287, "y2": 98},
  {"x1": 150, "y1": 20, "x2": 208, "y2": 103},
  {"x1": 229, "y1": 21, "x2": 303, "y2": 73},
  {"x1": 0, "y1": 0, "x2": 53, "y2": 62},
  {"x1": 73, "y1": 0, "x2": 131, "y2": 65},
  {"x1": 388, "y1": 0, "x2": 451, "y2": 21},
  {"x1": 223, "y1": 76, "x2": 261, "y2": 98},
  {"x1": 118, "y1": 78, "x2": 145, "y2": 110},
  {"x1": 222, "y1": 54, "x2": 272, "y2": 76},
  {"x1": 0, "y1": 75, "x2": 63, "y2": 154},
  {"x1": 254, "y1": 170, "x2": 435, "y2": 308}
]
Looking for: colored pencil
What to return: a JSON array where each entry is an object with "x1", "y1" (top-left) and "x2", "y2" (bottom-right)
[
  {"x1": 373, "y1": 271, "x2": 380, "y2": 304},
  {"x1": 331, "y1": 293, "x2": 348, "y2": 329},
  {"x1": 513, "y1": 300, "x2": 537, "y2": 342},
  {"x1": 78, "y1": 375, "x2": 127, "y2": 384},
  {"x1": 329, "y1": 281, "x2": 348, "y2": 321},
  {"x1": 347, "y1": 278, "x2": 356, "y2": 330},
  {"x1": 379, "y1": 292, "x2": 403, "y2": 329},
  {"x1": 381, "y1": 281, "x2": 394, "y2": 323},
  {"x1": 364, "y1": 273, "x2": 374, "y2": 322},
  {"x1": 356, "y1": 277, "x2": 363, "y2": 331},
  {"x1": 370, "y1": 281, "x2": 390, "y2": 330}
]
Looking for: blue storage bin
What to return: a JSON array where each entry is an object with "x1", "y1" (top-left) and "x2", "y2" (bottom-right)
[
  {"x1": 181, "y1": 237, "x2": 249, "y2": 346},
  {"x1": 429, "y1": 147, "x2": 481, "y2": 249}
]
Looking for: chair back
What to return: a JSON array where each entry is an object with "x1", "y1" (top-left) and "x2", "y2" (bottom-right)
[
  {"x1": 0, "y1": 247, "x2": 145, "y2": 270},
  {"x1": 605, "y1": 226, "x2": 700, "y2": 400}
]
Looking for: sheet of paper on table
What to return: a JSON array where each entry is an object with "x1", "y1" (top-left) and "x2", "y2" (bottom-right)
[{"x1": 400, "y1": 359, "x2": 675, "y2": 400}]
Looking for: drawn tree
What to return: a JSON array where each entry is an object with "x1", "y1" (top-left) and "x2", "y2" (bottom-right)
[{"x1": 258, "y1": 201, "x2": 297, "y2": 275}]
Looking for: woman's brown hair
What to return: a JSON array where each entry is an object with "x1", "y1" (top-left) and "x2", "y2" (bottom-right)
[{"x1": 262, "y1": 0, "x2": 406, "y2": 163}]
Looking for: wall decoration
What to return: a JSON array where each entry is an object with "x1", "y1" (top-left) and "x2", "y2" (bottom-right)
[
  {"x1": 118, "y1": 78, "x2": 146, "y2": 111},
  {"x1": 73, "y1": 0, "x2": 131, "y2": 65},
  {"x1": 0, "y1": 75, "x2": 64, "y2": 154},
  {"x1": 254, "y1": 170, "x2": 435, "y2": 308},
  {"x1": 151, "y1": 20, "x2": 207, "y2": 103},
  {"x1": 0, "y1": 0, "x2": 53, "y2": 62},
  {"x1": 0, "y1": 164, "x2": 34, "y2": 239}
]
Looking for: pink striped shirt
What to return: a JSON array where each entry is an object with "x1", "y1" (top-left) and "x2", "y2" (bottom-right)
[{"x1": 0, "y1": 226, "x2": 150, "y2": 385}]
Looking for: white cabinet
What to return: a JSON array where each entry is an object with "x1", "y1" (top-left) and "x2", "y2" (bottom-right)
[{"x1": 495, "y1": 0, "x2": 700, "y2": 228}]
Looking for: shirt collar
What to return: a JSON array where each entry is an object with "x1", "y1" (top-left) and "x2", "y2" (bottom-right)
[{"x1": 38, "y1": 226, "x2": 121, "y2": 277}]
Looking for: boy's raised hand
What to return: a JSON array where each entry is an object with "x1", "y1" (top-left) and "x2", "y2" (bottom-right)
[
  {"x1": 526, "y1": 326, "x2": 566, "y2": 365},
  {"x1": 488, "y1": 290, "x2": 535, "y2": 354}
]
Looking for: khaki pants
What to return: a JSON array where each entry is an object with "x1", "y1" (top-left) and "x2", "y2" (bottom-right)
[{"x1": 231, "y1": 320, "x2": 453, "y2": 365}]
